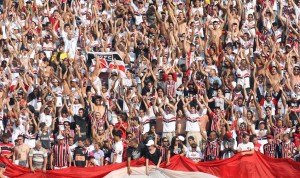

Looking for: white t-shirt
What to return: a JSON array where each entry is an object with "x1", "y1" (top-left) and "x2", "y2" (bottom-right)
[
  {"x1": 237, "y1": 142, "x2": 254, "y2": 152},
  {"x1": 111, "y1": 141, "x2": 123, "y2": 163},
  {"x1": 139, "y1": 115, "x2": 150, "y2": 134},
  {"x1": 185, "y1": 151, "x2": 203, "y2": 162},
  {"x1": 39, "y1": 113, "x2": 52, "y2": 128},
  {"x1": 161, "y1": 111, "x2": 176, "y2": 133},
  {"x1": 185, "y1": 111, "x2": 201, "y2": 132}
]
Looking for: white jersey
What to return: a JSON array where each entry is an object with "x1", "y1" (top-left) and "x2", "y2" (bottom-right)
[
  {"x1": 161, "y1": 111, "x2": 176, "y2": 133},
  {"x1": 236, "y1": 68, "x2": 250, "y2": 88},
  {"x1": 185, "y1": 111, "x2": 201, "y2": 132},
  {"x1": 110, "y1": 141, "x2": 123, "y2": 163},
  {"x1": 139, "y1": 115, "x2": 150, "y2": 134}
]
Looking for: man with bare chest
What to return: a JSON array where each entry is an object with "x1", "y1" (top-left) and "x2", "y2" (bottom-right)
[{"x1": 13, "y1": 135, "x2": 30, "y2": 167}]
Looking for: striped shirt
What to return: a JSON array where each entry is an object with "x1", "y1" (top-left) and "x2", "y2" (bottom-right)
[
  {"x1": 29, "y1": 147, "x2": 47, "y2": 169},
  {"x1": 263, "y1": 143, "x2": 277, "y2": 158},
  {"x1": 161, "y1": 111, "x2": 176, "y2": 133},
  {"x1": 0, "y1": 142, "x2": 14, "y2": 158},
  {"x1": 203, "y1": 139, "x2": 221, "y2": 161},
  {"x1": 280, "y1": 141, "x2": 296, "y2": 159},
  {"x1": 51, "y1": 144, "x2": 70, "y2": 167},
  {"x1": 159, "y1": 146, "x2": 169, "y2": 163},
  {"x1": 209, "y1": 112, "x2": 219, "y2": 132}
]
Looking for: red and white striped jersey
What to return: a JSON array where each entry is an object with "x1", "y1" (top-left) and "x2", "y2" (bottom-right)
[{"x1": 51, "y1": 143, "x2": 70, "y2": 167}]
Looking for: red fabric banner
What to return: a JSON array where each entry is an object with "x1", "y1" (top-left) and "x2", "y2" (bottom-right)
[{"x1": 1, "y1": 152, "x2": 300, "y2": 178}]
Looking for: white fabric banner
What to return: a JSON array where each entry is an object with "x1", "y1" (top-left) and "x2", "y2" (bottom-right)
[{"x1": 104, "y1": 166, "x2": 217, "y2": 178}]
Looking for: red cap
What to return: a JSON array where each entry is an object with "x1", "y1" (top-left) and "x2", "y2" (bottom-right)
[
  {"x1": 267, "y1": 135, "x2": 273, "y2": 139},
  {"x1": 226, "y1": 132, "x2": 233, "y2": 138}
]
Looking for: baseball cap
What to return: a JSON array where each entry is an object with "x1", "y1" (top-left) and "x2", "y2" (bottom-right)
[
  {"x1": 226, "y1": 132, "x2": 233, "y2": 138},
  {"x1": 57, "y1": 135, "x2": 64, "y2": 140},
  {"x1": 178, "y1": 135, "x2": 185, "y2": 141},
  {"x1": 267, "y1": 135, "x2": 273, "y2": 139},
  {"x1": 146, "y1": 140, "x2": 155, "y2": 146},
  {"x1": 259, "y1": 121, "x2": 265, "y2": 125}
]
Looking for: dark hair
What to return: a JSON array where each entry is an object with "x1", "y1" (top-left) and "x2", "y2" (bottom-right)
[
  {"x1": 113, "y1": 130, "x2": 123, "y2": 138},
  {"x1": 2, "y1": 133, "x2": 10, "y2": 138},
  {"x1": 188, "y1": 136, "x2": 195, "y2": 140},
  {"x1": 242, "y1": 133, "x2": 249, "y2": 138},
  {"x1": 17, "y1": 134, "x2": 25, "y2": 139}
]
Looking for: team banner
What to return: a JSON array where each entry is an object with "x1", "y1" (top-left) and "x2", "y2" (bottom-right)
[{"x1": 0, "y1": 152, "x2": 300, "y2": 178}]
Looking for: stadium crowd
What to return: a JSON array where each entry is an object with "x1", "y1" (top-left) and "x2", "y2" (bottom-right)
[{"x1": 0, "y1": 0, "x2": 299, "y2": 176}]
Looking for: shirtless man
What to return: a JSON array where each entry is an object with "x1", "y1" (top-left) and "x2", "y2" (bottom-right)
[
  {"x1": 90, "y1": 96, "x2": 107, "y2": 118},
  {"x1": 224, "y1": 0, "x2": 242, "y2": 31},
  {"x1": 13, "y1": 135, "x2": 30, "y2": 167},
  {"x1": 288, "y1": 63, "x2": 300, "y2": 88},
  {"x1": 265, "y1": 60, "x2": 282, "y2": 92},
  {"x1": 207, "y1": 17, "x2": 225, "y2": 51}
]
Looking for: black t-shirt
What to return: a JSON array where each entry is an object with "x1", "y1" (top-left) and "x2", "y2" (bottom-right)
[
  {"x1": 127, "y1": 143, "x2": 146, "y2": 160},
  {"x1": 145, "y1": 148, "x2": 162, "y2": 165},
  {"x1": 103, "y1": 147, "x2": 112, "y2": 159},
  {"x1": 39, "y1": 132, "x2": 51, "y2": 150},
  {"x1": 134, "y1": 47, "x2": 149, "y2": 59},
  {"x1": 287, "y1": 100, "x2": 300, "y2": 126},
  {"x1": 73, "y1": 146, "x2": 87, "y2": 167},
  {"x1": 73, "y1": 115, "x2": 89, "y2": 137}
]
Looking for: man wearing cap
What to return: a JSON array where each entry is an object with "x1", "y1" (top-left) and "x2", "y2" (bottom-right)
[
  {"x1": 28, "y1": 140, "x2": 48, "y2": 173},
  {"x1": 145, "y1": 139, "x2": 162, "y2": 176},
  {"x1": 13, "y1": 135, "x2": 30, "y2": 167},
  {"x1": 263, "y1": 135, "x2": 278, "y2": 158},
  {"x1": 50, "y1": 135, "x2": 71, "y2": 169}
]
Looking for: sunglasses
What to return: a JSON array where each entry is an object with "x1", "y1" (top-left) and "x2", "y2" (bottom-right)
[{"x1": 163, "y1": 140, "x2": 168, "y2": 142}]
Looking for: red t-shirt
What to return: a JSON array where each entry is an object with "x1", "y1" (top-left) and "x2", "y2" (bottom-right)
[
  {"x1": 114, "y1": 122, "x2": 128, "y2": 139},
  {"x1": 49, "y1": 16, "x2": 60, "y2": 31},
  {"x1": 293, "y1": 133, "x2": 300, "y2": 148}
]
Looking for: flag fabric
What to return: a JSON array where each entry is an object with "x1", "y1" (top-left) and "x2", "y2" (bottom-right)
[
  {"x1": 108, "y1": 60, "x2": 126, "y2": 73},
  {"x1": 0, "y1": 152, "x2": 300, "y2": 178}
]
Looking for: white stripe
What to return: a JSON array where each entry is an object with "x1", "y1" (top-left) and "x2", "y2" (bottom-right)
[{"x1": 104, "y1": 166, "x2": 217, "y2": 178}]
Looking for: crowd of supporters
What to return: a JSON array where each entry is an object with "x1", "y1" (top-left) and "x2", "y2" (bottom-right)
[{"x1": 0, "y1": 0, "x2": 299, "y2": 176}]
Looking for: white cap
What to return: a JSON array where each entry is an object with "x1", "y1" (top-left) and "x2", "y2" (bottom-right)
[
  {"x1": 52, "y1": 78, "x2": 58, "y2": 83},
  {"x1": 291, "y1": 92, "x2": 297, "y2": 99},
  {"x1": 146, "y1": 140, "x2": 154, "y2": 146},
  {"x1": 57, "y1": 135, "x2": 64, "y2": 140},
  {"x1": 178, "y1": 136, "x2": 185, "y2": 141}
]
